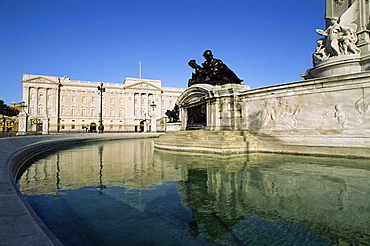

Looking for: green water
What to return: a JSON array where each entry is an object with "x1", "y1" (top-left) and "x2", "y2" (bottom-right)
[{"x1": 19, "y1": 139, "x2": 370, "y2": 245}]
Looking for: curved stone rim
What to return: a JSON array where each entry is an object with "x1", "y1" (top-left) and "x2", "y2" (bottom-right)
[{"x1": 0, "y1": 133, "x2": 161, "y2": 246}]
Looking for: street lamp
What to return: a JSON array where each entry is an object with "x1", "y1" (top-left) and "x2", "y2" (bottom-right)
[
  {"x1": 96, "y1": 145, "x2": 106, "y2": 195},
  {"x1": 1, "y1": 116, "x2": 5, "y2": 133},
  {"x1": 97, "y1": 83, "x2": 106, "y2": 134},
  {"x1": 150, "y1": 101, "x2": 157, "y2": 132}
]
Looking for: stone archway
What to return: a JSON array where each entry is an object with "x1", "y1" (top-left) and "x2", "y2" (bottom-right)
[{"x1": 176, "y1": 84, "x2": 214, "y2": 130}]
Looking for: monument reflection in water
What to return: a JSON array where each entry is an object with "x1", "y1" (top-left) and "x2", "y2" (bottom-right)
[{"x1": 19, "y1": 139, "x2": 369, "y2": 246}]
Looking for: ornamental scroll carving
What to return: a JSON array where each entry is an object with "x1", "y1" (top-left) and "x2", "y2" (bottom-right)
[{"x1": 313, "y1": 0, "x2": 361, "y2": 65}]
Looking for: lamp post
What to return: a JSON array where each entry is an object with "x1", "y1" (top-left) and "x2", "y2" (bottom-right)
[
  {"x1": 97, "y1": 83, "x2": 105, "y2": 134},
  {"x1": 150, "y1": 101, "x2": 157, "y2": 132},
  {"x1": 1, "y1": 116, "x2": 5, "y2": 133}
]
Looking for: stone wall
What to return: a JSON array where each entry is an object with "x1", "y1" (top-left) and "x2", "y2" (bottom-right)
[
  {"x1": 239, "y1": 71, "x2": 369, "y2": 146},
  {"x1": 176, "y1": 71, "x2": 370, "y2": 155}
]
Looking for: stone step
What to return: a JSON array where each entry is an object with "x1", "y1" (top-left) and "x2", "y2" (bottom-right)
[
  {"x1": 158, "y1": 131, "x2": 249, "y2": 142},
  {"x1": 159, "y1": 136, "x2": 245, "y2": 142},
  {"x1": 155, "y1": 139, "x2": 247, "y2": 149},
  {"x1": 164, "y1": 130, "x2": 247, "y2": 137},
  {"x1": 154, "y1": 130, "x2": 253, "y2": 154}
]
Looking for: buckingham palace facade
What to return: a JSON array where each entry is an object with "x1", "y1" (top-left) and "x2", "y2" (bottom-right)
[{"x1": 20, "y1": 74, "x2": 185, "y2": 134}]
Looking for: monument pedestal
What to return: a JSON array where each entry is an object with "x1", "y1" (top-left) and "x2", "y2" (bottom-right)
[
  {"x1": 166, "y1": 122, "x2": 181, "y2": 131},
  {"x1": 16, "y1": 112, "x2": 27, "y2": 136},
  {"x1": 301, "y1": 54, "x2": 362, "y2": 79}
]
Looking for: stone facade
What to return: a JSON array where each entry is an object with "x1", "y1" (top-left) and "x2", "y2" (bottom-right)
[{"x1": 21, "y1": 74, "x2": 185, "y2": 134}]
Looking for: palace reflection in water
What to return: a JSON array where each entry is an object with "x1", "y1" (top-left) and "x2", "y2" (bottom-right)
[{"x1": 19, "y1": 139, "x2": 370, "y2": 245}]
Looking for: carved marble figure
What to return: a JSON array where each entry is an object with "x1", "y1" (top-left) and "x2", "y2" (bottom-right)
[
  {"x1": 313, "y1": 39, "x2": 328, "y2": 65},
  {"x1": 313, "y1": 1, "x2": 361, "y2": 65},
  {"x1": 334, "y1": 0, "x2": 345, "y2": 6},
  {"x1": 188, "y1": 50, "x2": 243, "y2": 86}
]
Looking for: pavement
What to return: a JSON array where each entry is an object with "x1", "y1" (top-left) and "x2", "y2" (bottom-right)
[{"x1": 0, "y1": 133, "x2": 161, "y2": 246}]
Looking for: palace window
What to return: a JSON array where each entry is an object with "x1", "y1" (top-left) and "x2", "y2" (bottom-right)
[{"x1": 134, "y1": 93, "x2": 138, "y2": 106}]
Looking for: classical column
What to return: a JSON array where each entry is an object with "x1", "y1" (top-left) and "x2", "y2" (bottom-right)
[
  {"x1": 214, "y1": 97, "x2": 221, "y2": 130},
  {"x1": 180, "y1": 107, "x2": 187, "y2": 131}
]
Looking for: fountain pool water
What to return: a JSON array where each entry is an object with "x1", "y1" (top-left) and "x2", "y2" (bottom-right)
[{"x1": 19, "y1": 139, "x2": 369, "y2": 245}]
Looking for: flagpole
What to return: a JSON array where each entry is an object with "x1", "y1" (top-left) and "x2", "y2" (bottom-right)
[{"x1": 139, "y1": 61, "x2": 142, "y2": 79}]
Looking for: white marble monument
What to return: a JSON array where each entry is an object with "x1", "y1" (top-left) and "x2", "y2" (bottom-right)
[
  {"x1": 155, "y1": 0, "x2": 370, "y2": 158},
  {"x1": 302, "y1": 0, "x2": 370, "y2": 79}
]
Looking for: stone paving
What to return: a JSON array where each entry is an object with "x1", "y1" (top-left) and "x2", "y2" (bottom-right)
[{"x1": 0, "y1": 133, "x2": 160, "y2": 246}]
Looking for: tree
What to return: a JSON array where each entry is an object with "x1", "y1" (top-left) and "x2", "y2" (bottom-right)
[{"x1": 0, "y1": 100, "x2": 20, "y2": 116}]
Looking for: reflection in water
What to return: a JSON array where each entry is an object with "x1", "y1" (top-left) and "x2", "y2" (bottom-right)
[
  {"x1": 19, "y1": 139, "x2": 370, "y2": 245},
  {"x1": 96, "y1": 145, "x2": 106, "y2": 195}
]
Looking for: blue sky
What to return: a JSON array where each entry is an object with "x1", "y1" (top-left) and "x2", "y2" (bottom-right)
[{"x1": 0, "y1": 0, "x2": 325, "y2": 105}]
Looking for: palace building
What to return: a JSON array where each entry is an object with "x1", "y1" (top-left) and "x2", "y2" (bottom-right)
[{"x1": 20, "y1": 74, "x2": 185, "y2": 134}]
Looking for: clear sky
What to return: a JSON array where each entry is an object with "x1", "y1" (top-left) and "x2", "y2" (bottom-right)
[{"x1": 0, "y1": 0, "x2": 325, "y2": 105}]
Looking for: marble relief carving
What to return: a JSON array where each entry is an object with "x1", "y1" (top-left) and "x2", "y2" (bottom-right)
[
  {"x1": 323, "y1": 96, "x2": 367, "y2": 129},
  {"x1": 323, "y1": 104, "x2": 350, "y2": 128},
  {"x1": 248, "y1": 98, "x2": 301, "y2": 132}
]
